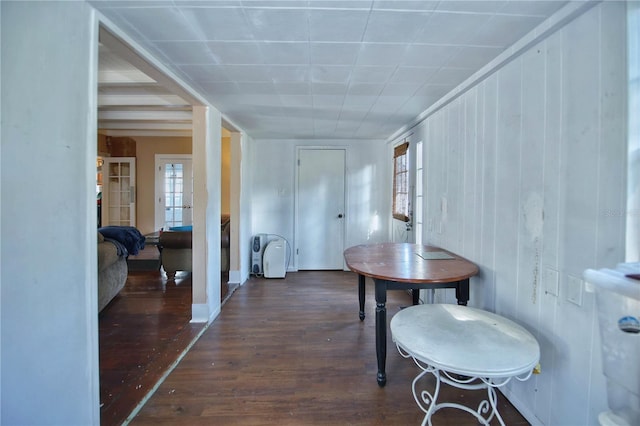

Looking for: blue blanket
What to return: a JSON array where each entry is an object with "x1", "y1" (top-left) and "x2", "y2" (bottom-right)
[{"x1": 98, "y1": 226, "x2": 145, "y2": 256}]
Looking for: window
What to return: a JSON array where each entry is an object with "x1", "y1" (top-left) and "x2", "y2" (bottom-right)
[
  {"x1": 628, "y1": 2, "x2": 639, "y2": 261},
  {"x1": 393, "y1": 142, "x2": 410, "y2": 222},
  {"x1": 415, "y1": 141, "x2": 423, "y2": 244}
]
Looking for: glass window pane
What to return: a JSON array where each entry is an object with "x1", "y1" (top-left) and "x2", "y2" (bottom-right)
[{"x1": 109, "y1": 207, "x2": 120, "y2": 221}]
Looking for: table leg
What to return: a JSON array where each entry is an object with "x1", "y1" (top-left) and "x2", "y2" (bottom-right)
[
  {"x1": 375, "y1": 280, "x2": 387, "y2": 387},
  {"x1": 412, "y1": 289, "x2": 419, "y2": 305},
  {"x1": 358, "y1": 274, "x2": 366, "y2": 321},
  {"x1": 456, "y1": 279, "x2": 470, "y2": 305}
]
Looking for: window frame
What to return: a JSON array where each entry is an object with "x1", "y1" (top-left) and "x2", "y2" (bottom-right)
[
  {"x1": 627, "y1": 2, "x2": 639, "y2": 261},
  {"x1": 392, "y1": 142, "x2": 410, "y2": 222}
]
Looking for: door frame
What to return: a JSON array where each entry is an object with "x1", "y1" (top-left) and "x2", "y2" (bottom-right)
[
  {"x1": 154, "y1": 154, "x2": 193, "y2": 231},
  {"x1": 294, "y1": 146, "x2": 348, "y2": 271}
]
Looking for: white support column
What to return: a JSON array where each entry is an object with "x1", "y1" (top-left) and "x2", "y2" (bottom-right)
[
  {"x1": 191, "y1": 105, "x2": 222, "y2": 323},
  {"x1": 229, "y1": 131, "x2": 242, "y2": 283}
]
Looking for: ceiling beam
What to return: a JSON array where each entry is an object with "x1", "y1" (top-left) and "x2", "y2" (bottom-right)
[
  {"x1": 98, "y1": 110, "x2": 192, "y2": 121},
  {"x1": 99, "y1": 26, "x2": 205, "y2": 107}
]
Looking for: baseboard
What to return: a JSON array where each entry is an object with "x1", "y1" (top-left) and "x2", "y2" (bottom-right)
[
  {"x1": 501, "y1": 387, "x2": 543, "y2": 426},
  {"x1": 190, "y1": 303, "x2": 220, "y2": 324},
  {"x1": 228, "y1": 269, "x2": 242, "y2": 284},
  {"x1": 230, "y1": 269, "x2": 252, "y2": 285}
]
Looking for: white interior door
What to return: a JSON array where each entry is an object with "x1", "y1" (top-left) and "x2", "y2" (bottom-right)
[
  {"x1": 102, "y1": 157, "x2": 136, "y2": 227},
  {"x1": 155, "y1": 155, "x2": 193, "y2": 230},
  {"x1": 296, "y1": 148, "x2": 346, "y2": 270}
]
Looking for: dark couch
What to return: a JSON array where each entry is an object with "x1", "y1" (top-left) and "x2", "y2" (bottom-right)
[{"x1": 159, "y1": 216, "x2": 230, "y2": 278}]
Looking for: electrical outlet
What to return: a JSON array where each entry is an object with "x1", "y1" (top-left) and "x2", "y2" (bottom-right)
[{"x1": 567, "y1": 275, "x2": 583, "y2": 306}]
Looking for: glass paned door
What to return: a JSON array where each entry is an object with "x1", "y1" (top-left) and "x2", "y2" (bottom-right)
[
  {"x1": 164, "y1": 163, "x2": 187, "y2": 228},
  {"x1": 102, "y1": 157, "x2": 136, "y2": 227},
  {"x1": 155, "y1": 155, "x2": 193, "y2": 230}
]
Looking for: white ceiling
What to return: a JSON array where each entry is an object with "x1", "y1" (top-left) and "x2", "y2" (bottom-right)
[{"x1": 92, "y1": 0, "x2": 570, "y2": 140}]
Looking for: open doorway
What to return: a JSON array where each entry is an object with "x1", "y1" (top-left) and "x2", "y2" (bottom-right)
[
  {"x1": 221, "y1": 126, "x2": 244, "y2": 298},
  {"x1": 221, "y1": 128, "x2": 232, "y2": 295},
  {"x1": 96, "y1": 23, "x2": 224, "y2": 424}
]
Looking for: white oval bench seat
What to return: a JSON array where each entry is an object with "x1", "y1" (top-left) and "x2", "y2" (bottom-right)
[{"x1": 391, "y1": 304, "x2": 540, "y2": 426}]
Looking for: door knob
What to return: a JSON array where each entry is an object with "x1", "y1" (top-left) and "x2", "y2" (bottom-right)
[{"x1": 338, "y1": 214, "x2": 343, "y2": 218}]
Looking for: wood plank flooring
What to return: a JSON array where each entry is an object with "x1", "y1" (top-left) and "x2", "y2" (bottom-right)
[
  {"x1": 129, "y1": 271, "x2": 531, "y2": 426},
  {"x1": 99, "y1": 270, "x2": 204, "y2": 426}
]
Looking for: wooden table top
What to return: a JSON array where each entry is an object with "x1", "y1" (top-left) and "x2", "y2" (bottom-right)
[{"x1": 344, "y1": 243, "x2": 478, "y2": 284}]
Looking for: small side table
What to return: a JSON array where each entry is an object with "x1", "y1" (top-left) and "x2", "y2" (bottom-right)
[{"x1": 390, "y1": 304, "x2": 540, "y2": 426}]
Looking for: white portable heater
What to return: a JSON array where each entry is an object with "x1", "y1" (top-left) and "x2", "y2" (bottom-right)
[{"x1": 263, "y1": 238, "x2": 287, "y2": 278}]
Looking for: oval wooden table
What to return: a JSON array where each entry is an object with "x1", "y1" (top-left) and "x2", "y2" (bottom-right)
[{"x1": 343, "y1": 243, "x2": 479, "y2": 386}]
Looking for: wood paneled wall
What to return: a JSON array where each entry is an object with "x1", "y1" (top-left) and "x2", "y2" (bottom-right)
[{"x1": 412, "y1": 3, "x2": 627, "y2": 425}]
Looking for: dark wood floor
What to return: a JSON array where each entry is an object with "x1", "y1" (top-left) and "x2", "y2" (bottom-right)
[
  {"x1": 99, "y1": 270, "x2": 204, "y2": 426},
  {"x1": 125, "y1": 271, "x2": 530, "y2": 426}
]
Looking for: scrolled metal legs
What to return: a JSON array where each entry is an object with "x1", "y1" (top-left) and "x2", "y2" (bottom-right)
[{"x1": 396, "y1": 342, "x2": 513, "y2": 426}]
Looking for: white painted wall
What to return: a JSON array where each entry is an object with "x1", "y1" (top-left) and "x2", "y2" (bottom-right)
[
  {"x1": 228, "y1": 130, "x2": 249, "y2": 285},
  {"x1": 1, "y1": 2, "x2": 100, "y2": 424},
  {"x1": 0, "y1": 1, "x2": 629, "y2": 425},
  {"x1": 250, "y1": 139, "x2": 388, "y2": 272},
  {"x1": 406, "y1": 2, "x2": 627, "y2": 425}
]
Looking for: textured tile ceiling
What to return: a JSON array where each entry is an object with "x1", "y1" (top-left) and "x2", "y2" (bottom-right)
[{"x1": 92, "y1": 0, "x2": 569, "y2": 140}]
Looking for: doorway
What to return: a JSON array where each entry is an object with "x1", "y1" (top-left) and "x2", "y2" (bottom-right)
[
  {"x1": 154, "y1": 155, "x2": 193, "y2": 230},
  {"x1": 295, "y1": 148, "x2": 346, "y2": 270}
]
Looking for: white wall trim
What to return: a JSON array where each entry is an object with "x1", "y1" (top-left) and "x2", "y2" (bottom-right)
[
  {"x1": 87, "y1": 9, "x2": 102, "y2": 424},
  {"x1": 190, "y1": 303, "x2": 220, "y2": 324},
  {"x1": 228, "y1": 269, "x2": 242, "y2": 285}
]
